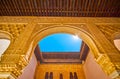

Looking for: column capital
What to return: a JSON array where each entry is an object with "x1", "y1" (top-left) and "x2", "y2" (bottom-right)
[
  {"x1": 0, "y1": 54, "x2": 28, "y2": 79},
  {"x1": 96, "y1": 54, "x2": 120, "y2": 79}
]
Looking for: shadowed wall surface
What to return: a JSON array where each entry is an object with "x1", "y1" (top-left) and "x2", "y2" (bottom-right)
[{"x1": 35, "y1": 64, "x2": 85, "y2": 79}]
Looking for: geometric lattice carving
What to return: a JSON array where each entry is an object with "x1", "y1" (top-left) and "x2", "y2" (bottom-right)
[
  {"x1": 96, "y1": 24, "x2": 120, "y2": 42},
  {"x1": 33, "y1": 23, "x2": 87, "y2": 35},
  {"x1": 0, "y1": 24, "x2": 27, "y2": 40}
]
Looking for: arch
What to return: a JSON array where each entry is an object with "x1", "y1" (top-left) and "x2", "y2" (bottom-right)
[
  {"x1": 0, "y1": 31, "x2": 12, "y2": 57},
  {"x1": 112, "y1": 32, "x2": 120, "y2": 51},
  {"x1": 114, "y1": 39, "x2": 120, "y2": 51},
  {"x1": 30, "y1": 25, "x2": 100, "y2": 59},
  {"x1": 112, "y1": 32, "x2": 120, "y2": 40},
  {"x1": 0, "y1": 30, "x2": 13, "y2": 41}
]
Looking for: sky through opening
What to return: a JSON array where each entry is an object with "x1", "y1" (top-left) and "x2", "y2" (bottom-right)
[{"x1": 38, "y1": 33, "x2": 82, "y2": 53}]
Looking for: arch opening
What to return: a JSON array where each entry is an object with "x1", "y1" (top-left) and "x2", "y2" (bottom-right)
[
  {"x1": 114, "y1": 39, "x2": 120, "y2": 51},
  {"x1": 113, "y1": 33, "x2": 120, "y2": 51},
  {"x1": 0, "y1": 39, "x2": 10, "y2": 57},
  {"x1": 34, "y1": 33, "x2": 89, "y2": 63},
  {"x1": 0, "y1": 31, "x2": 11, "y2": 57},
  {"x1": 32, "y1": 26, "x2": 100, "y2": 60}
]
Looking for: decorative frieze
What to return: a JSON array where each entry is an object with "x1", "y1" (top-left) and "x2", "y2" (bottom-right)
[{"x1": 0, "y1": 24, "x2": 27, "y2": 41}]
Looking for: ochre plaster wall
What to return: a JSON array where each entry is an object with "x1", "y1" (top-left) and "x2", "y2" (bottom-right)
[
  {"x1": 83, "y1": 52, "x2": 112, "y2": 79},
  {"x1": 35, "y1": 64, "x2": 85, "y2": 79},
  {"x1": 17, "y1": 53, "x2": 37, "y2": 79}
]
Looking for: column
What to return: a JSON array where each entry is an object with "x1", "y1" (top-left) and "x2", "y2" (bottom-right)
[
  {"x1": 0, "y1": 23, "x2": 36, "y2": 79},
  {"x1": 86, "y1": 23, "x2": 120, "y2": 79}
]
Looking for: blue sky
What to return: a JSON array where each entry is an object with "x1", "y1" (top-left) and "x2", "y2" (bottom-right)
[{"x1": 38, "y1": 33, "x2": 82, "y2": 53}]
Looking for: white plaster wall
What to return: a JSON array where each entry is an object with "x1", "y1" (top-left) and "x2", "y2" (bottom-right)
[
  {"x1": 0, "y1": 39, "x2": 10, "y2": 57},
  {"x1": 83, "y1": 52, "x2": 112, "y2": 79},
  {"x1": 114, "y1": 39, "x2": 120, "y2": 51}
]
